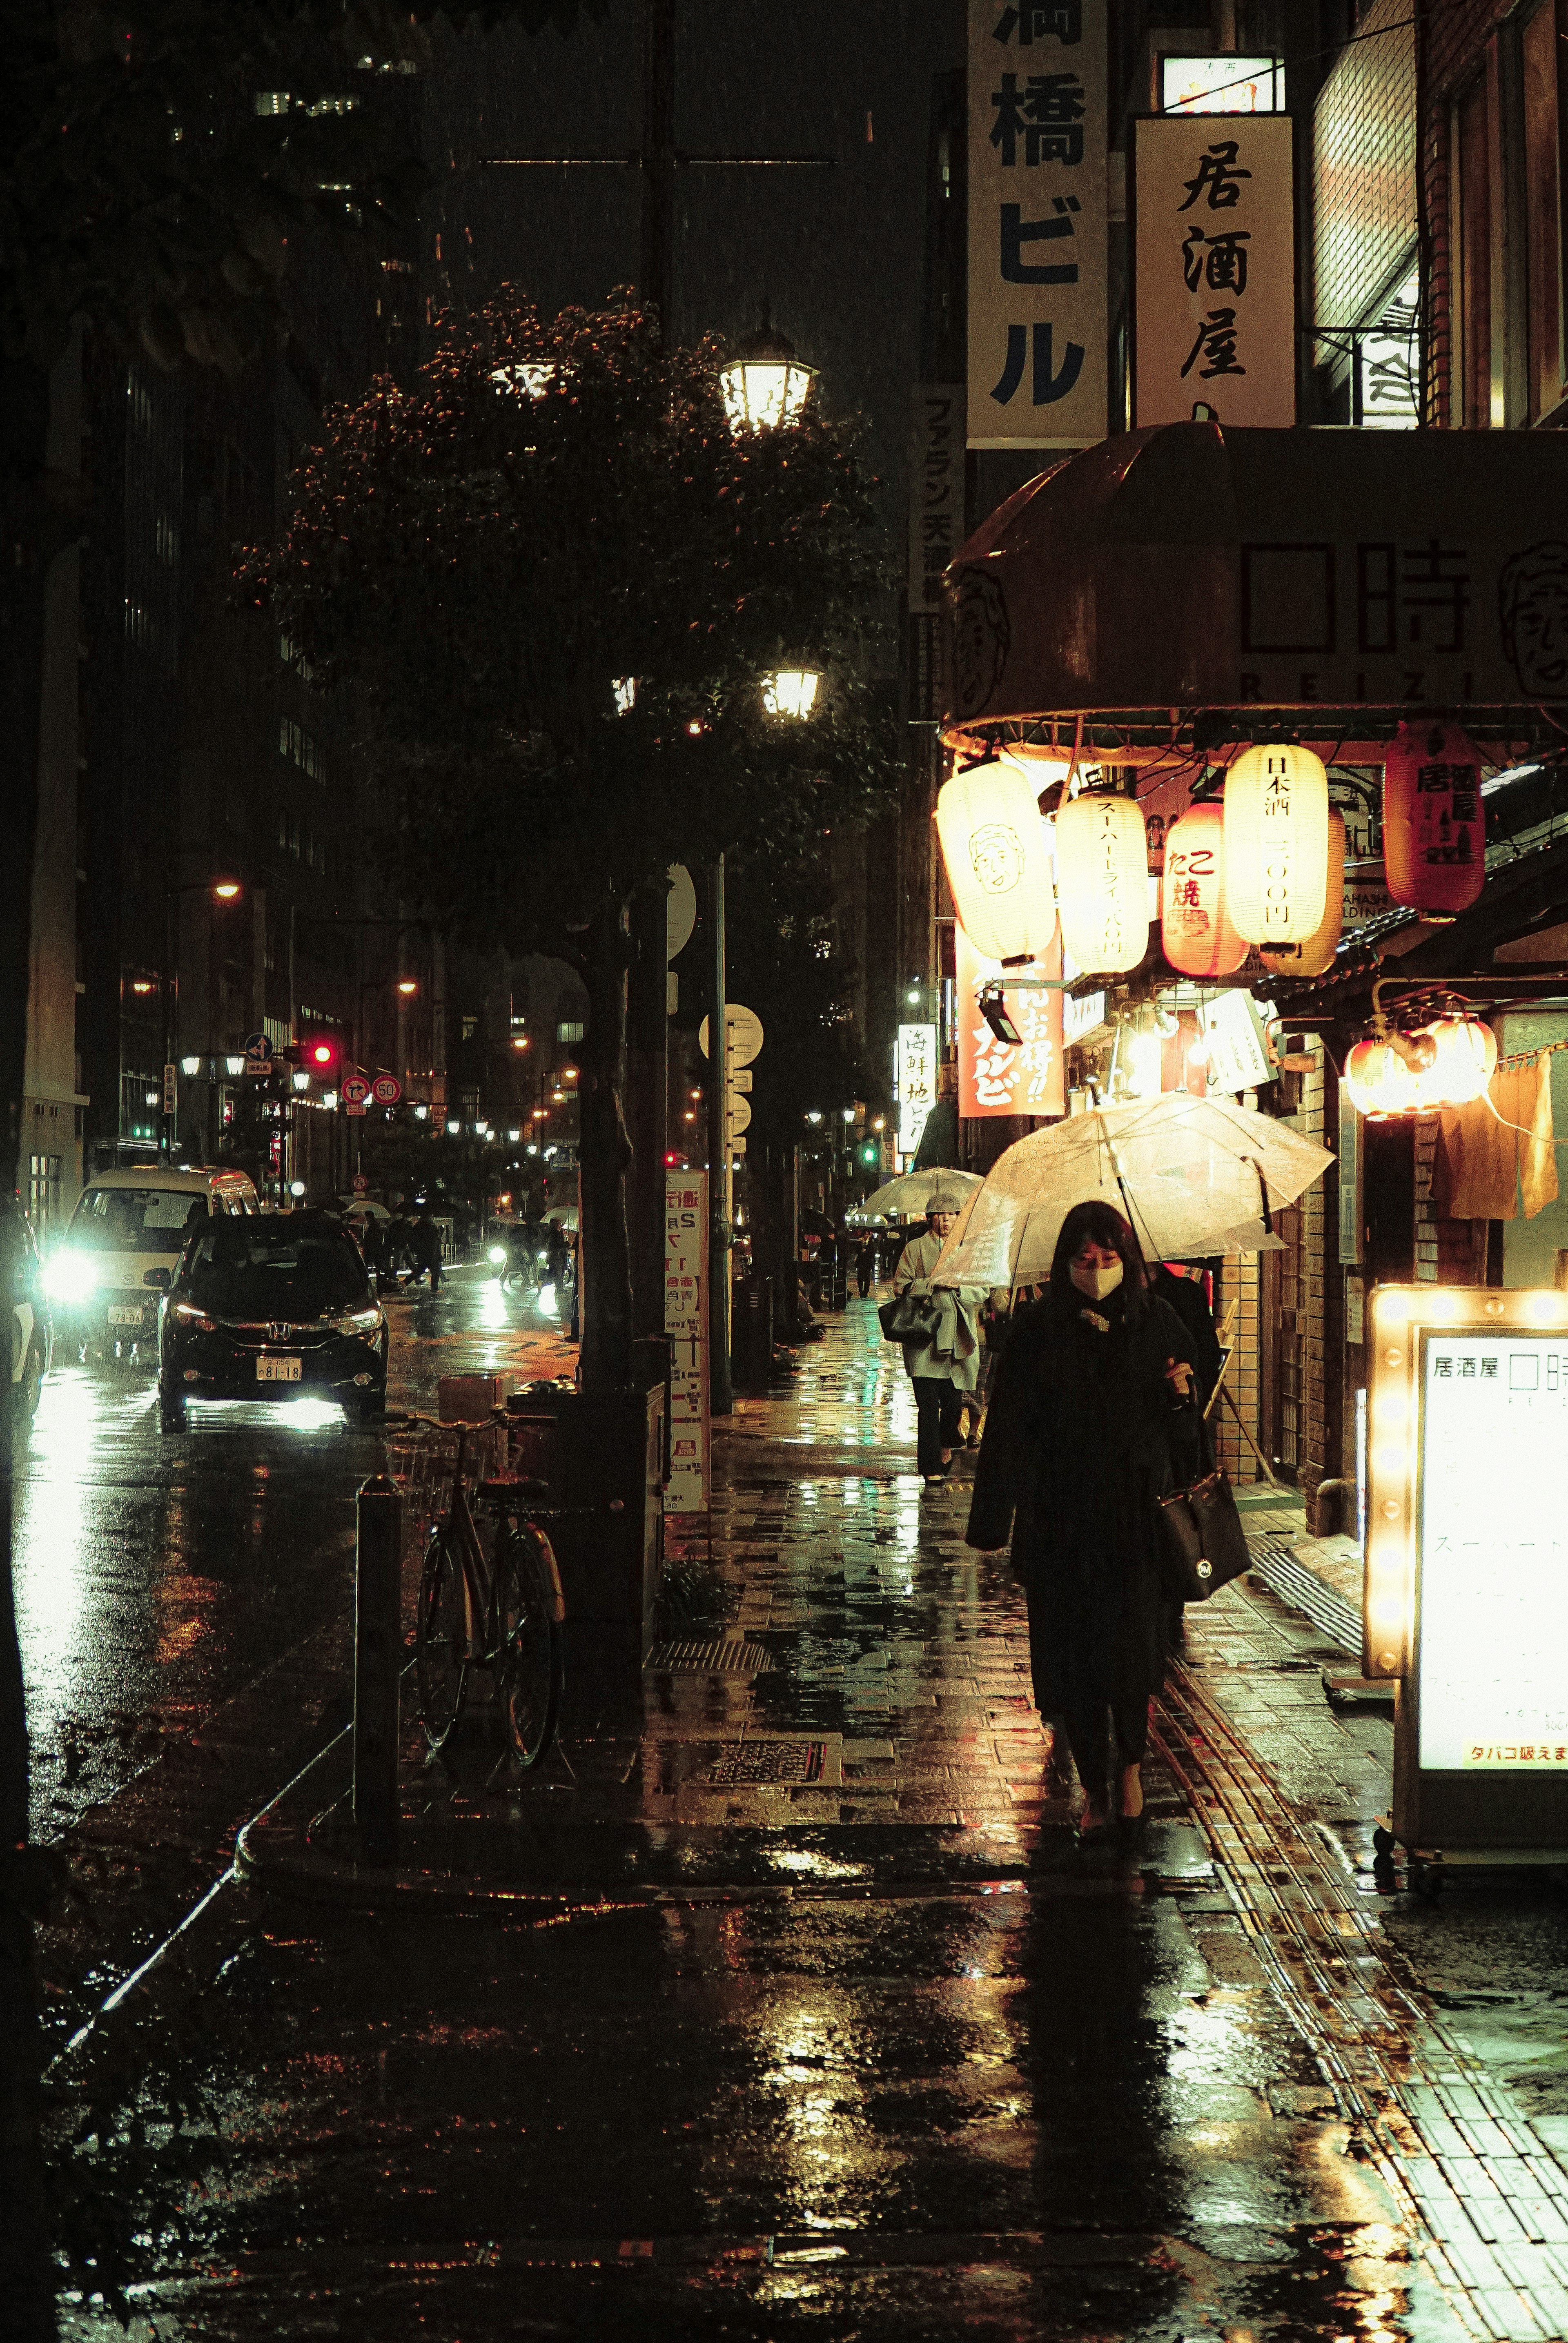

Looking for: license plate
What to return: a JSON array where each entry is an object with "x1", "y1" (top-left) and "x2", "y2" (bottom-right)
[
  {"x1": 107, "y1": 1306, "x2": 143, "y2": 1326},
  {"x1": 257, "y1": 1356, "x2": 302, "y2": 1383}
]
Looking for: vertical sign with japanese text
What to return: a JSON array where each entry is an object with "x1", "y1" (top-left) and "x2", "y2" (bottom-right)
[
  {"x1": 665, "y1": 1169, "x2": 710, "y2": 1514},
  {"x1": 957, "y1": 925, "x2": 1066, "y2": 1118},
  {"x1": 968, "y1": 0, "x2": 1108, "y2": 450},
  {"x1": 897, "y1": 1024, "x2": 939, "y2": 1156},
  {"x1": 909, "y1": 386, "x2": 966, "y2": 614},
  {"x1": 1131, "y1": 114, "x2": 1295, "y2": 429}
]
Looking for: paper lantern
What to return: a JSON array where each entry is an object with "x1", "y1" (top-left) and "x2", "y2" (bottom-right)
[
  {"x1": 935, "y1": 759, "x2": 1058, "y2": 964},
  {"x1": 1259, "y1": 809, "x2": 1346, "y2": 978},
  {"x1": 1344, "y1": 1035, "x2": 1426, "y2": 1118},
  {"x1": 1160, "y1": 802, "x2": 1247, "y2": 977},
  {"x1": 1055, "y1": 791, "x2": 1150, "y2": 973},
  {"x1": 1423, "y1": 1014, "x2": 1497, "y2": 1105},
  {"x1": 1223, "y1": 744, "x2": 1331, "y2": 943},
  {"x1": 1383, "y1": 719, "x2": 1485, "y2": 915}
]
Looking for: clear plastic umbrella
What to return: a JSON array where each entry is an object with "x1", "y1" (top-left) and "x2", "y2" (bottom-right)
[
  {"x1": 929, "y1": 1095, "x2": 1334, "y2": 1290},
  {"x1": 858, "y1": 1168, "x2": 983, "y2": 1223}
]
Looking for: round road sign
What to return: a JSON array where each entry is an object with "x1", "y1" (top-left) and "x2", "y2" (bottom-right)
[
  {"x1": 699, "y1": 1004, "x2": 764, "y2": 1068},
  {"x1": 371, "y1": 1074, "x2": 403, "y2": 1105},
  {"x1": 666, "y1": 864, "x2": 697, "y2": 960},
  {"x1": 341, "y1": 1074, "x2": 371, "y2": 1107}
]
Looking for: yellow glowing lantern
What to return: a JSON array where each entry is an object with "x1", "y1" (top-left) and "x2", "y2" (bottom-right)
[
  {"x1": 1259, "y1": 808, "x2": 1346, "y2": 978},
  {"x1": 1223, "y1": 744, "x2": 1331, "y2": 944},
  {"x1": 1055, "y1": 791, "x2": 1150, "y2": 974},
  {"x1": 1344, "y1": 1034, "x2": 1429, "y2": 1118},
  {"x1": 1160, "y1": 801, "x2": 1247, "y2": 978},
  {"x1": 934, "y1": 758, "x2": 1058, "y2": 964},
  {"x1": 1422, "y1": 1014, "x2": 1498, "y2": 1106}
]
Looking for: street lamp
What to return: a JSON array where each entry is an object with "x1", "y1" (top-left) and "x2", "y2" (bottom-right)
[
  {"x1": 720, "y1": 310, "x2": 817, "y2": 432},
  {"x1": 763, "y1": 669, "x2": 821, "y2": 719}
]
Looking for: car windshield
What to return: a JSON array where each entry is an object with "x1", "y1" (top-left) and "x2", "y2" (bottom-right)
[
  {"x1": 183, "y1": 1221, "x2": 368, "y2": 1320},
  {"x1": 69, "y1": 1188, "x2": 210, "y2": 1253}
]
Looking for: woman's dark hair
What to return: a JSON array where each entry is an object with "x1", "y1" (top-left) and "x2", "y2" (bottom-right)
[{"x1": 1049, "y1": 1200, "x2": 1148, "y2": 1314}]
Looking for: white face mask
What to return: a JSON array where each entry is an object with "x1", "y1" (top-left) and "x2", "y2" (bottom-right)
[{"x1": 1071, "y1": 1258, "x2": 1124, "y2": 1302}]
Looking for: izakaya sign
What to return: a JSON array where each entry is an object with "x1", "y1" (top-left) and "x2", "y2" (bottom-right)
[
  {"x1": 957, "y1": 925, "x2": 1066, "y2": 1118},
  {"x1": 1131, "y1": 113, "x2": 1295, "y2": 429},
  {"x1": 967, "y1": 0, "x2": 1107, "y2": 450}
]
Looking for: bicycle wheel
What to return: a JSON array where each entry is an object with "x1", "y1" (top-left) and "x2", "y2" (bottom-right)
[
  {"x1": 415, "y1": 1525, "x2": 470, "y2": 1748},
  {"x1": 494, "y1": 1525, "x2": 563, "y2": 1767}
]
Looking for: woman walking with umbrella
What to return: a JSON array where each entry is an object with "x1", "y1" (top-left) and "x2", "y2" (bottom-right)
[
  {"x1": 891, "y1": 1180, "x2": 991, "y2": 1489},
  {"x1": 965, "y1": 1200, "x2": 1196, "y2": 1843}
]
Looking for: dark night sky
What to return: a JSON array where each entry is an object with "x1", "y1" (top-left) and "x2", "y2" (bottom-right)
[{"x1": 420, "y1": 1, "x2": 965, "y2": 584}]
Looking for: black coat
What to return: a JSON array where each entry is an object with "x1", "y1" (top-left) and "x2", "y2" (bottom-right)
[{"x1": 966, "y1": 1287, "x2": 1196, "y2": 1717}]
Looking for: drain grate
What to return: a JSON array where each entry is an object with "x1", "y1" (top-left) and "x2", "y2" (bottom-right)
[
  {"x1": 646, "y1": 1639, "x2": 773, "y2": 1675},
  {"x1": 699, "y1": 1739, "x2": 827, "y2": 1785},
  {"x1": 1244, "y1": 1538, "x2": 1361, "y2": 1657}
]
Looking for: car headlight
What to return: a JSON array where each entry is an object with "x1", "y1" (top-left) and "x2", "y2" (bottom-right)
[
  {"x1": 332, "y1": 1307, "x2": 383, "y2": 1334},
  {"x1": 488, "y1": 1246, "x2": 507, "y2": 1265},
  {"x1": 45, "y1": 1253, "x2": 97, "y2": 1302},
  {"x1": 172, "y1": 1303, "x2": 216, "y2": 1331}
]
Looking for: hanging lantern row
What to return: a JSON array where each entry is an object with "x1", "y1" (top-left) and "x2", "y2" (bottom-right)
[
  {"x1": 935, "y1": 720, "x2": 1488, "y2": 984},
  {"x1": 1343, "y1": 1014, "x2": 1498, "y2": 1118}
]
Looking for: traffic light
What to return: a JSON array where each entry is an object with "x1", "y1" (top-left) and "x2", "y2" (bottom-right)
[
  {"x1": 302, "y1": 1033, "x2": 339, "y2": 1076},
  {"x1": 858, "y1": 1139, "x2": 880, "y2": 1167}
]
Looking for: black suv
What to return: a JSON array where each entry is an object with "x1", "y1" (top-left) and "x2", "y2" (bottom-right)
[{"x1": 157, "y1": 1212, "x2": 388, "y2": 1431}]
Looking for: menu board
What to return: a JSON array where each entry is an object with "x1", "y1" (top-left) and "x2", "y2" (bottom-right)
[{"x1": 1419, "y1": 1331, "x2": 1568, "y2": 1771}]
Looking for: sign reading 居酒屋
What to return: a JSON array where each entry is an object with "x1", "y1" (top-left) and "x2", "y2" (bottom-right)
[
  {"x1": 967, "y1": 0, "x2": 1107, "y2": 450},
  {"x1": 957, "y1": 924, "x2": 1066, "y2": 1118},
  {"x1": 1131, "y1": 112, "x2": 1295, "y2": 430}
]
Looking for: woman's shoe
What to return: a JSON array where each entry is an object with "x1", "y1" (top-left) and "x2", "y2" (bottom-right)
[{"x1": 922, "y1": 1471, "x2": 949, "y2": 1490}]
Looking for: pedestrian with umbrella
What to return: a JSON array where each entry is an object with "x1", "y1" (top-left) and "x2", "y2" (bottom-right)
[
  {"x1": 888, "y1": 1178, "x2": 990, "y2": 1489},
  {"x1": 965, "y1": 1200, "x2": 1198, "y2": 1844}
]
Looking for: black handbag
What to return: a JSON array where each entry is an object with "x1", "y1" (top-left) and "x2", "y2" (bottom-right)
[
  {"x1": 1154, "y1": 1412, "x2": 1252, "y2": 1603},
  {"x1": 879, "y1": 1289, "x2": 942, "y2": 1344}
]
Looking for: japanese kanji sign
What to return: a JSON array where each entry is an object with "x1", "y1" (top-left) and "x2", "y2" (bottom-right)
[
  {"x1": 1131, "y1": 113, "x2": 1295, "y2": 429},
  {"x1": 909, "y1": 386, "x2": 966, "y2": 616},
  {"x1": 665, "y1": 1170, "x2": 710, "y2": 1514},
  {"x1": 957, "y1": 924, "x2": 1065, "y2": 1118},
  {"x1": 897, "y1": 1024, "x2": 939, "y2": 1155},
  {"x1": 968, "y1": 0, "x2": 1107, "y2": 450}
]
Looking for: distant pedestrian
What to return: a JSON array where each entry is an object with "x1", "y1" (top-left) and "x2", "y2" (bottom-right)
[
  {"x1": 891, "y1": 1184, "x2": 989, "y2": 1489},
  {"x1": 358, "y1": 1213, "x2": 385, "y2": 1285},
  {"x1": 965, "y1": 1201, "x2": 1196, "y2": 1844},
  {"x1": 412, "y1": 1208, "x2": 444, "y2": 1293},
  {"x1": 855, "y1": 1236, "x2": 873, "y2": 1299}
]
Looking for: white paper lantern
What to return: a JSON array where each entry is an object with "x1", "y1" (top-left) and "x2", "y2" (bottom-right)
[
  {"x1": 935, "y1": 759, "x2": 1058, "y2": 964},
  {"x1": 1054, "y1": 791, "x2": 1150, "y2": 973},
  {"x1": 1223, "y1": 744, "x2": 1331, "y2": 944}
]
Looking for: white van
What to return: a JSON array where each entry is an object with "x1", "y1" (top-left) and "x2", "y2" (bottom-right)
[{"x1": 47, "y1": 1166, "x2": 259, "y2": 1360}]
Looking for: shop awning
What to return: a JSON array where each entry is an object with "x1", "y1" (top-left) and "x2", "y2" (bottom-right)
[{"x1": 943, "y1": 422, "x2": 1568, "y2": 741}]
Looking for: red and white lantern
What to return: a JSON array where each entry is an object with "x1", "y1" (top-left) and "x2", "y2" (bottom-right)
[
  {"x1": 1160, "y1": 802, "x2": 1247, "y2": 977},
  {"x1": 1383, "y1": 720, "x2": 1485, "y2": 915}
]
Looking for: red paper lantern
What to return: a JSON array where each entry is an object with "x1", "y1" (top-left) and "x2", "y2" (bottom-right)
[
  {"x1": 1161, "y1": 802, "x2": 1247, "y2": 977},
  {"x1": 1383, "y1": 719, "x2": 1485, "y2": 914}
]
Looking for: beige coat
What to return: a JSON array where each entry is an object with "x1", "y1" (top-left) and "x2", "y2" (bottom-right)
[{"x1": 892, "y1": 1229, "x2": 991, "y2": 1391}]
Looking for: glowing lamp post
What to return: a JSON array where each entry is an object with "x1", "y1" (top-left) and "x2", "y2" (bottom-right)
[
  {"x1": 763, "y1": 669, "x2": 821, "y2": 719},
  {"x1": 935, "y1": 758, "x2": 1058, "y2": 964},
  {"x1": 1160, "y1": 801, "x2": 1247, "y2": 978},
  {"x1": 1054, "y1": 791, "x2": 1149, "y2": 974},
  {"x1": 1383, "y1": 719, "x2": 1486, "y2": 915},
  {"x1": 1223, "y1": 744, "x2": 1331, "y2": 943},
  {"x1": 719, "y1": 312, "x2": 818, "y2": 432}
]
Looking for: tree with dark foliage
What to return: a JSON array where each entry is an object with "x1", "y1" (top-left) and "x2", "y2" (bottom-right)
[{"x1": 238, "y1": 289, "x2": 896, "y2": 1390}]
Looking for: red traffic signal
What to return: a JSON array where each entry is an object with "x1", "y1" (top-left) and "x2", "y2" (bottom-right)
[{"x1": 304, "y1": 1036, "x2": 339, "y2": 1072}]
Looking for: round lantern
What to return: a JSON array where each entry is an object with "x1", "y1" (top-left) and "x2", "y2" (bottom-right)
[
  {"x1": 1223, "y1": 744, "x2": 1331, "y2": 944},
  {"x1": 1161, "y1": 801, "x2": 1247, "y2": 977},
  {"x1": 1344, "y1": 1035, "x2": 1427, "y2": 1118},
  {"x1": 1423, "y1": 1014, "x2": 1498, "y2": 1105},
  {"x1": 934, "y1": 758, "x2": 1058, "y2": 964},
  {"x1": 1383, "y1": 719, "x2": 1485, "y2": 915},
  {"x1": 1259, "y1": 809, "x2": 1346, "y2": 978},
  {"x1": 1055, "y1": 791, "x2": 1150, "y2": 974}
]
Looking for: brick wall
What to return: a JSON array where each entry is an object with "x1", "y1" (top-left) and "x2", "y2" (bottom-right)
[
  {"x1": 1212, "y1": 1251, "x2": 1263, "y2": 1483},
  {"x1": 1313, "y1": 0, "x2": 1417, "y2": 343}
]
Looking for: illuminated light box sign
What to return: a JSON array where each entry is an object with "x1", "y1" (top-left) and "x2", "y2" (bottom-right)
[
  {"x1": 1161, "y1": 56, "x2": 1282, "y2": 114},
  {"x1": 1368, "y1": 1284, "x2": 1568, "y2": 1851}
]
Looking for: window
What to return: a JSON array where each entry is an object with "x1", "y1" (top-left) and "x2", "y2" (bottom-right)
[
  {"x1": 28, "y1": 1155, "x2": 62, "y2": 1234},
  {"x1": 1454, "y1": 75, "x2": 1494, "y2": 427},
  {"x1": 1522, "y1": 0, "x2": 1566, "y2": 419}
]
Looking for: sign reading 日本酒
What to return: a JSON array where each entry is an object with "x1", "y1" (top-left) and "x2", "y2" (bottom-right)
[
  {"x1": 967, "y1": 0, "x2": 1107, "y2": 450},
  {"x1": 957, "y1": 924, "x2": 1066, "y2": 1118},
  {"x1": 1131, "y1": 113, "x2": 1296, "y2": 430}
]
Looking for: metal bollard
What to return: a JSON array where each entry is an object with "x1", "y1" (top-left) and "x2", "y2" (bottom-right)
[{"x1": 354, "y1": 1474, "x2": 403, "y2": 1862}]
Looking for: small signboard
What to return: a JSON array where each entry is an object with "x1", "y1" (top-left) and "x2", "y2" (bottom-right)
[
  {"x1": 242, "y1": 1030, "x2": 272, "y2": 1076},
  {"x1": 1368, "y1": 1283, "x2": 1568, "y2": 1855},
  {"x1": 699, "y1": 1004, "x2": 764, "y2": 1067},
  {"x1": 371, "y1": 1074, "x2": 403, "y2": 1106},
  {"x1": 665, "y1": 1169, "x2": 710, "y2": 1513},
  {"x1": 353, "y1": 1174, "x2": 369, "y2": 1195}
]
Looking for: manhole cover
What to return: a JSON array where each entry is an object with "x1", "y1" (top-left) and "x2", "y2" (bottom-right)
[
  {"x1": 646, "y1": 1639, "x2": 773, "y2": 1675},
  {"x1": 699, "y1": 1740, "x2": 829, "y2": 1785}
]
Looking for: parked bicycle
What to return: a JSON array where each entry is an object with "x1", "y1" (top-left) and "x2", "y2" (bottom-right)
[{"x1": 388, "y1": 1410, "x2": 615, "y2": 1767}]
